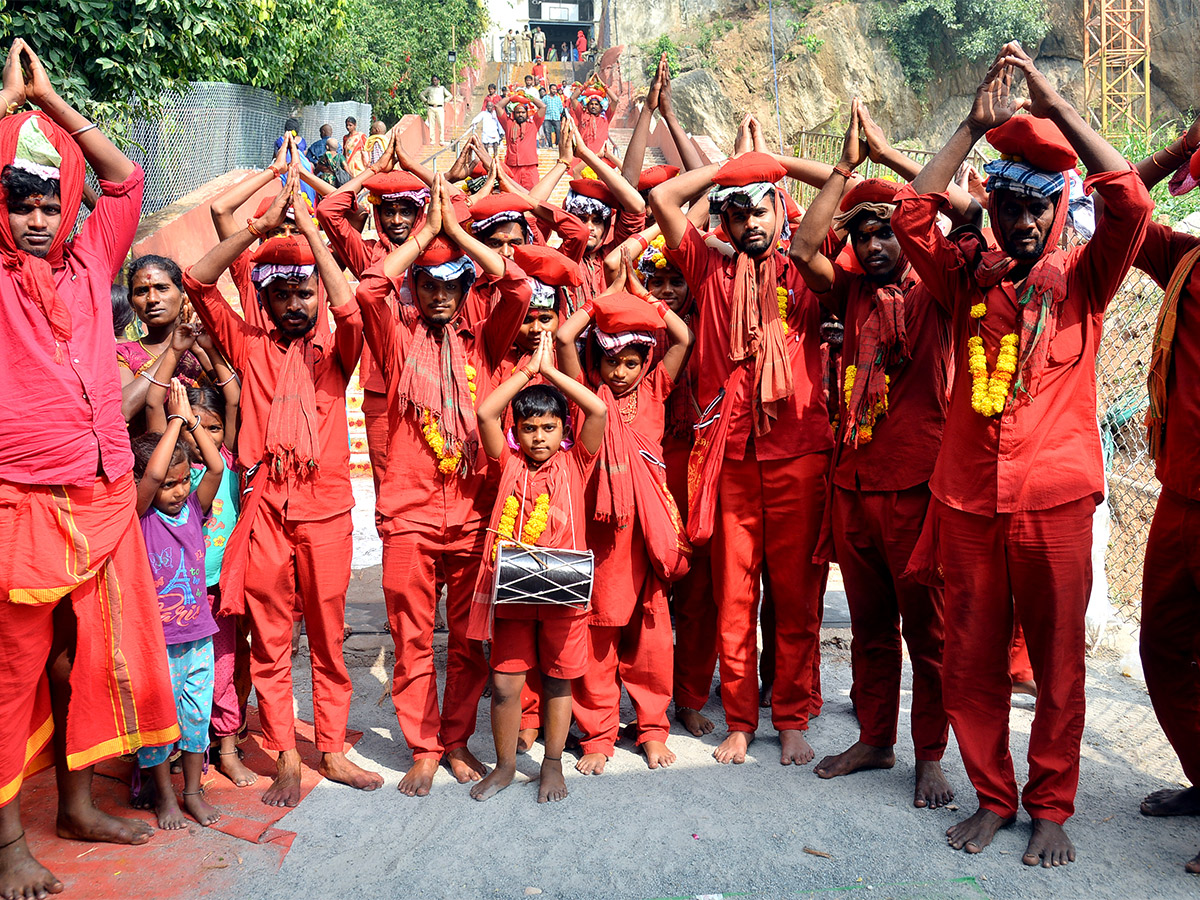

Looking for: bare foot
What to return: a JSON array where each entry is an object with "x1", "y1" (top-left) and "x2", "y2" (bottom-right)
[
  {"x1": 779, "y1": 729, "x2": 814, "y2": 766},
  {"x1": 947, "y1": 809, "x2": 1015, "y2": 854},
  {"x1": 914, "y1": 760, "x2": 954, "y2": 809},
  {"x1": 675, "y1": 707, "x2": 714, "y2": 737},
  {"x1": 713, "y1": 731, "x2": 754, "y2": 765},
  {"x1": 182, "y1": 791, "x2": 221, "y2": 827},
  {"x1": 642, "y1": 741, "x2": 675, "y2": 769},
  {"x1": 262, "y1": 751, "x2": 304, "y2": 808},
  {"x1": 290, "y1": 620, "x2": 302, "y2": 657},
  {"x1": 516, "y1": 728, "x2": 538, "y2": 753},
  {"x1": 1186, "y1": 849, "x2": 1200, "y2": 875},
  {"x1": 1023, "y1": 818, "x2": 1075, "y2": 867},
  {"x1": 153, "y1": 789, "x2": 187, "y2": 831},
  {"x1": 575, "y1": 752, "x2": 608, "y2": 775},
  {"x1": 319, "y1": 751, "x2": 383, "y2": 791},
  {"x1": 0, "y1": 834, "x2": 64, "y2": 900},
  {"x1": 398, "y1": 757, "x2": 439, "y2": 797},
  {"x1": 814, "y1": 741, "x2": 895, "y2": 780},
  {"x1": 56, "y1": 804, "x2": 153, "y2": 845},
  {"x1": 444, "y1": 747, "x2": 487, "y2": 783},
  {"x1": 470, "y1": 763, "x2": 515, "y2": 801},
  {"x1": 1141, "y1": 786, "x2": 1200, "y2": 817},
  {"x1": 216, "y1": 751, "x2": 259, "y2": 787},
  {"x1": 538, "y1": 757, "x2": 568, "y2": 803}
]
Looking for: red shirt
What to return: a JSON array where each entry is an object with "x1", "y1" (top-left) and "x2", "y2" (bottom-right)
[
  {"x1": 665, "y1": 221, "x2": 834, "y2": 461},
  {"x1": 495, "y1": 106, "x2": 544, "y2": 168},
  {"x1": 531, "y1": 202, "x2": 591, "y2": 264},
  {"x1": 890, "y1": 168, "x2": 1152, "y2": 515},
  {"x1": 354, "y1": 261, "x2": 531, "y2": 528},
  {"x1": 0, "y1": 166, "x2": 144, "y2": 486},
  {"x1": 824, "y1": 265, "x2": 953, "y2": 491},
  {"x1": 183, "y1": 271, "x2": 363, "y2": 522},
  {"x1": 1134, "y1": 221, "x2": 1200, "y2": 501},
  {"x1": 569, "y1": 101, "x2": 614, "y2": 154}
]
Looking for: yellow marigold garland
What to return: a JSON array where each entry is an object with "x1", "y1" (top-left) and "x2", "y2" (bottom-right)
[
  {"x1": 842, "y1": 364, "x2": 890, "y2": 444},
  {"x1": 777, "y1": 286, "x2": 789, "y2": 335},
  {"x1": 421, "y1": 365, "x2": 478, "y2": 474},
  {"x1": 967, "y1": 301, "x2": 1019, "y2": 417},
  {"x1": 493, "y1": 492, "x2": 551, "y2": 558}
]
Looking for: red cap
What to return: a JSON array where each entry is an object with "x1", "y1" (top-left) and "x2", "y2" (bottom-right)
[
  {"x1": 568, "y1": 177, "x2": 617, "y2": 206},
  {"x1": 414, "y1": 235, "x2": 462, "y2": 268},
  {"x1": 839, "y1": 178, "x2": 900, "y2": 211},
  {"x1": 593, "y1": 291, "x2": 660, "y2": 335},
  {"x1": 507, "y1": 95, "x2": 536, "y2": 110},
  {"x1": 469, "y1": 192, "x2": 533, "y2": 223},
  {"x1": 986, "y1": 115, "x2": 1077, "y2": 173},
  {"x1": 712, "y1": 151, "x2": 787, "y2": 188},
  {"x1": 512, "y1": 243, "x2": 583, "y2": 287},
  {"x1": 637, "y1": 165, "x2": 680, "y2": 192},
  {"x1": 364, "y1": 170, "x2": 428, "y2": 199},
  {"x1": 250, "y1": 234, "x2": 315, "y2": 267}
]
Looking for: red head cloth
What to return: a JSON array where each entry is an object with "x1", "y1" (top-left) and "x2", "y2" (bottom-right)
[
  {"x1": 782, "y1": 190, "x2": 803, "y2": 224},
  {"x1": 712, "y1": 151, "x2": 787, "y2": 188},
  {"x1": 592, "y1": 290, "x2": 661, "y2": 335},
  {"x1": 637, "y1": 165, "x2": 680, "y2": 192},
  {"x1": 840, "y1": 178, "x2": 899, "y2": 211},
  {"x1": 414, "y1": 234, "x2": 461, "y2": 268},
  {"x1": 250, "y1": 234, "x2": 316, "y2": 268},
  {"x1": 567, "y1": 176, "x2": 616, "y2": 207},
  {"x1": 1190, "y1": 147, "x2": 1200, "y2": 181},
  {"x1": 0, "y1": 111, "x2": 86, "y2": 357},
  {"x1": 582, "y1": 87, "x2": 606, "y2": 100},
  {"x1": 364, "y1": 170, "x2": 430, "y2": 204},
  {"x1": 985, "y1": 115, "x2": 1077, "y2": 173},
  {"x1": 512, "y1": 243, "x2": 583, "y2": 287},
  {"x1": 507, "y1": 95, "x2": 535, "y2": 112},
  {"x1": 470, "y1": 192, "x2": 533, "y2": 232}
]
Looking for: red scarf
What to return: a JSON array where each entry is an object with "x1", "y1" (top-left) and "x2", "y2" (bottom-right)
[
  {"x1": 591, "y1": 381, "x2": 637, "y2": 526},
  {"x1": 727, "y1": 190, "x2": 794, "y2": 436},
  {"x1": 263, "y1": 337, "x2": 320, "y2": 480},
  {"x1": 396, "y1": 303, "x2": 478, "y2": 472},
  {"x1": 844, "y1": 263, "x2": 914, "y2": 445},
  {"x1": 0, "y1": 112, "x2": 86, "y2": 362}
]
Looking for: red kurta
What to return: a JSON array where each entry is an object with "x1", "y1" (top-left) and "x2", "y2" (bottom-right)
[
  {"x1": 496, "y1": 106, "x2": 544, "y2": 168},
  {"x1": 569, "y1": 99, "x2": 616, "y2": 154}
]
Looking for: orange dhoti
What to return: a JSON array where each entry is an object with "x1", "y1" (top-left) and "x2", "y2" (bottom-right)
[
  {"x1": 244, "y1": 505, "x2": 354, "y2": 753},
  {"x1": 379, "y1": 517, "x2": 489, "y2": 759},
  {"x1": 712, "y1": 452, "x2": 829, "y2": 734},
  {"x1": 935, "y1": 497, "x2": 1094, "y2": 824},
  {"x1": 0, "y1": 474, "x2": 179, "y2": 807}
]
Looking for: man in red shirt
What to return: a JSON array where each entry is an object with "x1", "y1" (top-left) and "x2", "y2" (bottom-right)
[
  {"x1": 184, "y1": 179, "x2": 384, "y2": 807},
  {"x1": 0, "y1": 40, "x2": 178, "y2": 899},
  {"x1": 890, "y1": 43, "x2": 1152, "y2": 866},
  {"x1": 1127, "y1": 119, "x2": 1200, "y2": 875},
  {"x1": 569, "y1": 77, "x2": 616, "y2": 155},
  {"x1": 651, "y1": 151, "x2": 834, "y2": 769},
  {"x1": 790, "y1": 100, "x2": 970, "y2": 810},
  {"x1": 353, "y1": 178, "x2": 533, "y2": 796},
  {"x1": 495, "y1": 95, "x2": 546, "y2": 191}
]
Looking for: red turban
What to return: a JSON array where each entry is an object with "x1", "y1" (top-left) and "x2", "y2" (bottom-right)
[
  {"x1": 593, "y1": 291, "x2": 661, "y2": 335},
  {"x1": 251, "y1": 234, "x2": 316, "y2": 268},
  {"x1": 513, "y1": 243, "x2": 583, "y2": 287},
  {"x1": 712, "y1": 151, "x2": 787, "y2": 187},
  {"x1": 986, "y1": 115, "x2": 1077, "y2": 173},
  {"x1": 637, "y1": 165, "x2": 680, "y2": 192},
  {"x1": 567, "y1": 177, "x2": 617, "y2": 207},
  {"x1": 364, "y1": 171, "x2": 430, "y2": 203}
]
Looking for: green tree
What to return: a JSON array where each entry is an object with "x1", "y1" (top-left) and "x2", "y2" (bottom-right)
[{"x1": 876, "y1": 0, "x2": 1049, "y2": 91}]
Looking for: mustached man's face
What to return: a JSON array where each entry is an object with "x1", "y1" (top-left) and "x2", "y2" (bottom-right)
[
  {"x1": 8, "y1": 192, "x2": 62, "y2": 257},
  {"x1": 993, "y1": 189, "x2": 1058, "y2": 262},
  {"x1": 264, "y1": 275, "x2": 319, "y2": 339},
  {"x1": 414, "y1": 273, "x2": 465, "y2": 325},
  {"x1": 379, "y1": 199, "x2": 421, "y2": 245},
  {"x1": 849, "y1": 217, "x2": 902, "y2": 282},
  {"x1": 723, "y1": 201, "x2": 778, "y2": 258}
]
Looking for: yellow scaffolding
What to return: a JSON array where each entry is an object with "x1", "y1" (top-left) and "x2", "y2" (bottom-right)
[{"x1": 1083, "y1": 0, "x2": 1152, "y2": 137}]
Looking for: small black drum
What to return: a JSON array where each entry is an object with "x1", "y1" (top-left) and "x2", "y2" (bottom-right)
[{"x1": 492, "y1": 543, "x2": 594, "y2": 609}]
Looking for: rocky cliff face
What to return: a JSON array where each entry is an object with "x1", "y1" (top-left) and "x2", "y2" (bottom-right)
[{"x1": 616, "y1": 0, "x2": 1197, "y2": 152}]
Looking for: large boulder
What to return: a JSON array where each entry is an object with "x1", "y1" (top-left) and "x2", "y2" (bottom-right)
[{"x1": 668, "y1": 68, "x2": 741, "y2": 148}]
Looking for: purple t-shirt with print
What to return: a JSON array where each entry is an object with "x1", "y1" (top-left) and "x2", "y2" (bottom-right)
[{"x1": 140, "y1": 493, "x2": 219, "y2": 645}]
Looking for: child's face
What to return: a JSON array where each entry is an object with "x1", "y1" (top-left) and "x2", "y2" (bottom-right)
[
  {"x1": 154, "y1": 461, "x2": 193, "y2": 517},
  {"x1": 517, "y1": 413, "x2": 564, "y2": 464},
  {"x1": 194, "y1": 407, "x2": 225, "y2": 450},
  {"x1": 516, "y1": 309, "x2": 558, "y2": 353},
  {"x1": 599, "y1": 348, "x2": 645, "y2": 397},
  {"x1": 645, "y1": 268, "x2": 690, "y2": 313}
]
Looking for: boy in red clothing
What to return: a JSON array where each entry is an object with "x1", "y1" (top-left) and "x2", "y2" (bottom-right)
[
  {"x1": 184, "y1": 177, "x2": 383, "y2": 807},
  {"x1": 496, "y1": 95, "x2": 546, "y2": 190},
  {"x1": 557, "y1": 263, "x2": 694, "y2": 773},
  {"x1": 469, "y1": 332, "x2": 608, "y2": 803},
  {"x1": 891, "y1": 44, "x2": 1152, "y2": 866},
  {"x1": 353, "y1": 177, "x2": 533, "y2": 796}
]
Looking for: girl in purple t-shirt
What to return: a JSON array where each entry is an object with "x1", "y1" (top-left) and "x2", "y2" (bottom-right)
[{"x1": 131, "y1": 380, "x2": 226, "y2": 830}]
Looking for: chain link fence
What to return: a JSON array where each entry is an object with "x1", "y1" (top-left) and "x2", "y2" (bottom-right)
[{"x1": 789, "y1": 130, "x2": 1197, "y2": 627}]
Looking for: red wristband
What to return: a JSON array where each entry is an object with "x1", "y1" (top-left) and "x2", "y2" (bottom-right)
[
  {"x1": 632, "y1": 234, "x2": 650, "y2": 253},
  {"x1": 246, "y1": 218, "x2": 264, "y2": 238},
  {"x1": 651, "y1": 299, "x2": 669, "y2": 319},
  {"x1": 833, "y1": 164, "x2": 854, "y2": 181},
  {"x1": 580, "y1": 300, "x2": 595, "y2": 318}
]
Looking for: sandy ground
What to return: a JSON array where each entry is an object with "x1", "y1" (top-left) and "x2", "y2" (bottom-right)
[{"x1": 226, "y1": 483, "x2": 1198, "y2": 900}]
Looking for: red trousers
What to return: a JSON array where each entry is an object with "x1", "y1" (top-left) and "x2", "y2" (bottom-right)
[
  {"x1": 510, "y1": 164, "x2": 539, "y2": 191},
  {"x1": 362, "y1": 389, "x2": 390, "y2": 496},
  {"x1": 935, "y1": 497, "x2": 1094, "y2": 824},
  {"x1": 1140, "y1": 488, "x2": 1200, "y2": 786},
  {"x1": 665, "y1": 434, "x2": 717, "y2": 711},
  {"x1": 1010, "y1": 622, "x2": 1034, "y2": 684},
  {"x1": 573, "y1": 585, "x2": 673, "y2": 756},
  {"x1": 712, "y1": 452, "x2": 829, "y2": 733},
  {"x1": 379, "y1": 517, "x2": 488, "y2": 759},
  {"x1": 244, "y1": 506, "x2": 354, "y2": 753},
  {"x1": 832, "y1": 484, "x2": 947, "y2": 759}
]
